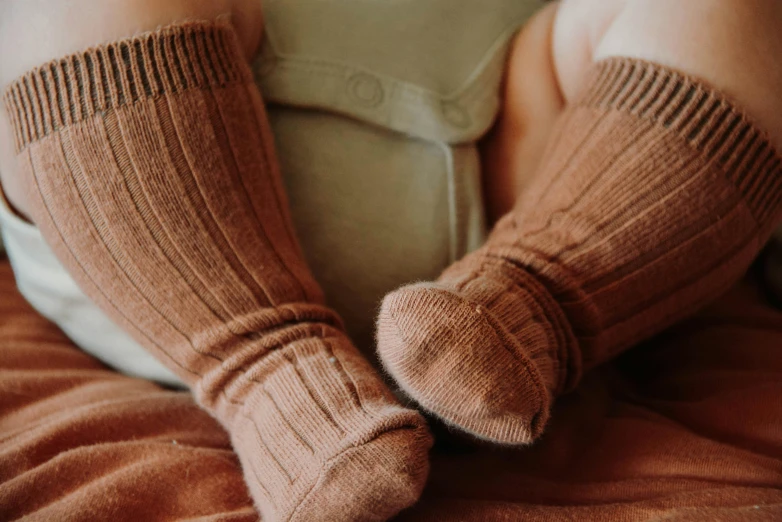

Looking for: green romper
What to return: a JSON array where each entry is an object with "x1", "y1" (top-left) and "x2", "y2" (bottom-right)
[{"x1": 257, "y1": 0, "x2": 544, "y2": 352}]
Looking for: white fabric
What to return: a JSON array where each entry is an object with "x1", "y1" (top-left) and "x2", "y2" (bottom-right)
[{"x1": 0, "y1": 192, "x2": 186, "y2": 388}]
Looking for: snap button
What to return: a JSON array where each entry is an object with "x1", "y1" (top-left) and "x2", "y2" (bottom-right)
[
  {"x1": 348, "y1": 73, "x2": 384, "y2": 107},
  {"x1": 442, "y1": 101, "x2": 471, "y2": 129}
]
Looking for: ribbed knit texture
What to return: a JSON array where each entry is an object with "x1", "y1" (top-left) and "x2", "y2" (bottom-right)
[
  {"x1": 377, "y1": 58, "x2": 782, "y2": 445},
  {"x1": 3, "y1": 22, "x2": 431, "y2": 522}
]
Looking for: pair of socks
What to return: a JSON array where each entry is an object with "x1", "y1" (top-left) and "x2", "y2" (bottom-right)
[
  {"x1": 5, "y1": 21, "x2": 781, "y2": 522},
  {"x1": 378, "y1": 58, "x2": 782, "y2": 444}
]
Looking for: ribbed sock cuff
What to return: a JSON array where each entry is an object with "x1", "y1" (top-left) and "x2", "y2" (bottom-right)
[
  {"x1": 3, "y1": 21, "x2": 251, "y2": 152},
  {"x1": 580, "y1": 58, "x2": 782, "y2": 229}
]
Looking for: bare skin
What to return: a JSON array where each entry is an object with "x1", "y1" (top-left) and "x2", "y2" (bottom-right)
[
  {"x1": 481, "y1": 0, "x2": 782, "y2": 222},
  {"x1": 480, "y1": 1, "x2": 564, "y2": 224}
]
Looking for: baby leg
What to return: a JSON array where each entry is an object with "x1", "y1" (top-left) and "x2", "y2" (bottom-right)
[
  {"x1": 378, "y1": 0, "x2": 782, "y2": 444},
  {"x1": 1, "y1": 3, "x2": 431, "y2": 520}
]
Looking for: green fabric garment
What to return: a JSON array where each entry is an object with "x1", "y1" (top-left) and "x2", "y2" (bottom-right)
[{"x1": 256, "y1": 0, "x2": 544, "y2": 354}]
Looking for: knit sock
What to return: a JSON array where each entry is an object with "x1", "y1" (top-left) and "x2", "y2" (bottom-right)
[
  {"x1": 3, "y1": 22, "x2": 431, "y2": 521},
  {"x1": 377, "y1": 58, "x2": 782, "y2": 445}
]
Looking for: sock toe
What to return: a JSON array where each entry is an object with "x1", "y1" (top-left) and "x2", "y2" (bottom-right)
[
  {"x1": 290, "y1": 424, "x2": 432, "y2": 522},
  {"x1": 377, "y1": 283, "x2": 552, "y2": 444}
]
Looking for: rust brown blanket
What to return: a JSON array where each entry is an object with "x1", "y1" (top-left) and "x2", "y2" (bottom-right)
[{"x1": 1, "y1": 257, "x2": 781, "y2": 521}]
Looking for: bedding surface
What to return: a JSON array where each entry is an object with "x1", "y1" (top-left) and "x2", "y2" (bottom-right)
[{"x1": 2, "y1": 257, "x2": 780, "y2": 521}]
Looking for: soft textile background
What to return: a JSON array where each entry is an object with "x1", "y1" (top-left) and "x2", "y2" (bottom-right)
[{"x1": 2, "y1": 255, "x2": 781, "y2": 521}]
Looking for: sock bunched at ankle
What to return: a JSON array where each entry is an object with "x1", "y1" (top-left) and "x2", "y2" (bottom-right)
[
  {"x1": 377, "y1": 58, "x2": 782, "y2": 445},
  {"x1": 3, "y1": 22, "x2": 431, "y2": 521}
]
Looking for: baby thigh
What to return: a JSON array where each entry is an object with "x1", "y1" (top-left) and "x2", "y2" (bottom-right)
[
  {"x1": 570, "y1": 0, "x2": 782, "y2": 150},
  {"x1": 489, "y1": 0, "x2": 782, "y2": 218}
]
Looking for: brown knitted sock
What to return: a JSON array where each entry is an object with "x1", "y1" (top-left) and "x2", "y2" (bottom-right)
[
  {"x1": 3, "y1": 22, "x2": 431, "y2": 521},
  {"x1": 377, "y1": 58, "x2": 782, "y2": 445}
]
